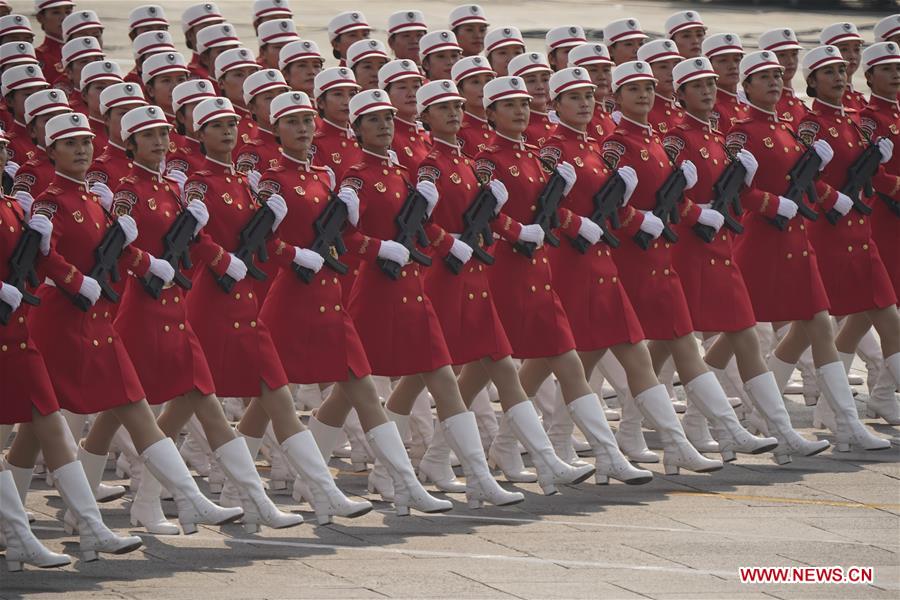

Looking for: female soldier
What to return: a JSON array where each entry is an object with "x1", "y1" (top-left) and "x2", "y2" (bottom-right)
[
  {"x1": 507, "y1": 52, "x2": 556, "y2": 147},
  {"x1": 278, "y1": 39, "x2": 324, "y2": 97},
  {"x1": 567, "y1": 43, "x2": 616, "y2": 140},
  {"x1": 452, "y1": 55, "x2": 495, "y2": 155},
  {"x1": 379, "y1": 60, "x2": 428, "y2": 173},
  {"x1": 347, "y1": 39, "x2": 389, "y2": 92},
  {"x1": 419, "y1": 30, "x2": 463, "y2": 81},
  {"x1": 757, "y1": 28, "x2": 808, "y2": 125}
]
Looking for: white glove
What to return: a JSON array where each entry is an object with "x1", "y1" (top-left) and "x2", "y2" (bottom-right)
[
  {"x1": 517, "y1": 223, "x2": 545, "y2": 246},
  {"x1": 117, "y1": 214, "x2": 138, "y2": 247},
  {"x1": 185, "y1": 199, "x2": 209, "y2": 235},
  {"x1": 611, "y1": 110, "x2": 622, "y2": 125},
  {"x1": 449, "y1": 238, "x2": 473, "y2": 265},
  {"x1": 247, "y1": 169, "x2": 261, "y2": 194},
  {"x1": 776, "y1": 196, "x2": 798, "y2": 220},
  {"x1": 698, "y1": 208, "x2": 725, "y2": 232},
  {"x1": 618, "y1": 166, "x2": 638, "y2": 205},
  {"x1": 488, "y1": 179, "x2": 509, "y2": 213},
  {"x1": 577, "y1": 217, "x2": 602, "y2": 245},
  {"x1": 148, "y1": 255, "x2": 175, "y2": 284},
  {"x1": 293, "y1": 247, "x2": 325, "y2": 273},
  {"x1": 556, "y1": 161, "x2": 577, "y2": 196},
  {"x1": 736, "y1": 149, "x2": 758, "y2": 187},
  {"x1": 4, "y1": 160, "x2": 20, "y2": 178},
  {"x1": 89, "y1": 182, "x2": 114, "y2": 212},
  {"x1": 0, "y1": 282, "x2": 23, "y2": 313},
  {"x1": 878, "y1": 138, "x2": 894, "y2": 164},
  {"x1": 547, "y1": 110, "x2": 560, "y2": 124},
  {"x1": 265, "y1": 194, "x2": 287, "y2": 232},
  {"x1": 14, "y1": 191, "x2": 34, "y2": 214},
  {"x1": 166, "y1": 168, "x2": 187, "y2": 195},
  {"x1": 639, "y1": 211, "x2": 664, "y2": 239},
  {"x1": 680, "y1": 160, "x2": 698, "y2": 190},
  {"x1": 338, "y1": 187, "x2": 360, "y2": 226},
  {"x1": 225, "y1": 253, "x2": 248, "y2": 281},
  {"x1": 27, "y1": 214, "x2": 53, "y2": 255},
  {"x1": 387, "y1": 149, "x2": 400, "y2": 166},
  {"x1": 377, "y1": 239, "x2": 410, "y2": 265},
  {"x1": 323, "y1": 165, "x2": 336, "y2": 190},
  {"x1": 812, "y1": 139, "x2": 834, "y2": 171},
  {"x1": 79, "y1": 276, "x2": 102, "y2": 305},
  {"x1": 832, "y1": 192, "x2": 853, "y2": 216},
  {"x1": 416, "y1": 180, "x2": 439, "y2": 216}
]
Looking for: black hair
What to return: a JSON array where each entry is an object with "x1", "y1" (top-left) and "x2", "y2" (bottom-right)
[{"x1": 123, "y1": 134, "x2": 136, "y2": 159}]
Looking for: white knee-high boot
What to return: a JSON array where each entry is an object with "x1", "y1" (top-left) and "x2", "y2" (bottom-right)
[
  {"x1": 0, "y1": 469, "x2": 71, "y2": 572},
  {"x1": 470, "y1": 388, "x2": 499, "y2": 453},
  {"x1": 819, "y1": 359, "x2": 891, "y2": 452}
]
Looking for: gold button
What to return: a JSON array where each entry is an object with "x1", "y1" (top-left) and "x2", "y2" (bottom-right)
[
  {"x1": 710, "y1": 259, "x2": 716, "y2": 265},
  {"x1": 248, "y1": 292, "x2": 253, "y2": 299},
  {"x1": 724, "y1": 259, "x2": 731, "y2": 266},
  {"x1": 530, "y1": 285, "x2": 536, "y2": 292},
  {"x1": 544, "y1": 284, "x2": 550, "y2": 290},
  {"x1": 164, "y1": 325, "x2": 170, "y2": 332},
  {"x1": 93, "y1": 339, "x2": 99, "y2": 347},
  {"x1": 179, "y1": 323, "x2": 185, "y2": 330},
  {"x1": 1, "y1": 345, "x2": 6, "y2": 352},
  {"x1": 402, "y1": 297, "x2": 408, "y2": 303},
  {"x1": 319, "y1": 305, "x2": 326, "y2": 312},
  {"x1": 663, "y1": 268, "x2": 670, "y2": 275},
  {"x1": 174, "y1": 296, "x2": 180, "y2": 303},
  {"x1": 468, "y1": 293, "x2": 475, "y2": 300},
  {"x1": 234, "y1": 321, "x2": 240, "y2": 328},
  {"x1": 863, "y1": 244, "x2": 868, "y2": 251},
  {"x1": 321, "y1": 279, "x2": 327, "y2": 285},
  {"x1": 416, "y1": 295, "x2": 423, "y2": 302},
  {"x1": 92, "y1": 312, "x2": 98, "y2": 319},
  {"x1": 651, "y1": 269, "x2": 657, "y2": 276},
  {"x1": 104, "y1": 312, "x2": 109, "y2": 318},
  {"x1": 333, "y1": 277, "x2": 338, "y2": 284},
  {"x1": 161, "y1": 298, "x2": 167, "y2": 305},
  {"x1": 17, "y1": 316, "x2": 24, "y2": 324},
  {"x1": 858, "y1": 219, "x2": 865, "y2": 225},
  {"x1": 334, "y1": 305, "x2": 341, "y2": 311},
  {"x1": 847, "y1": 245, "x2": 853, "y2": 252},
  {"x1": 19, "y1": 342, "x2": 27, "y2": 350},
  {"x1": 653, "y1": 242, "x2": 659, "y2": 249},
  {"x1": 107, "y1": 337, "x2": 113, "y2": 344},
  {"x1": 401, "y1": 270, "x2": 407, "y2": 277},
  {"x1": 481, "y1": 291, "x2": 488, "y2": 298},
  {"x1": 802, "y1": 250, "x2": 808, "y2": 257},
  {"x1": 786, "y1": 253, "x2": 792, "y2": 259},
  {"x1": 235, "y1": 293, "x2": 241, "y2": 299},
  {"x1": 612, "y1": 276, "x2": 617, "y2": 283}
]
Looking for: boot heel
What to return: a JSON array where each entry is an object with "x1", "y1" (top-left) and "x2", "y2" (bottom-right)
[
  {"x1": 243, "y1": 523, "x2": 259, "y2": 534},
  {"x1": 835, "y1": 441, "x2": 851, "y2": 452},
  {"x1": 804, "y1": 396, "x2": 818, "y2": 406},
  {"x1": 467, "y1": 495, "x2": 484, "y2": 510},
  {"x1": 268, "y1": 480, "x2": 287, "y2": 492},
  {"x1": 208, "y1": 482, "x2": 223, "y2": 494},
  {"x1": 349, "y1": 461, "x2": 368, "y2": 473},
  {"x1": 81, "y1": 550, "x2": 98, "y2": 562},
  {"x1": 539, "y1": 482, "x2": 558, "y2": 496},
  {"x1": 865, "y1": 408, "x2": 877, "y2": 419},
  {"x1": 395, "y1": 505, "x2": 410, "y2": 517},
  {"x1": 720, "y1": 450, "x2": 736, "y2": 462},
  {"x1": 663, "y1": 463, "x2": 680, "y2": 475},
  {"x1": 63, "y1": 522, "x2": 77, "y2": 535},
  {"x1": 180, "y1": 520, "x2": 197, "y2": 535},
  {"x1": 6, "y1": 560, "x2": 22, "y2": 572},
  {"x1": 316, "y1": 512, "x2": 333, "y2": 526},
  {"x1": 594, "y1": 473, "x2": 609, "y2": 485},
  {"x1": 773, "y1": 452, "x2": 792, "y2": 465}
]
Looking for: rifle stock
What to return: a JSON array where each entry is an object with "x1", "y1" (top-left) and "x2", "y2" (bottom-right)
[
  {"x1": 216, "y1": 204, "x2": 276, "y2": 293},
  {"x1": 633, "y1": 168, "x2": 686, "y2": 250},
  {"x1": 446, "y1": 185, "x2": 497, "y2": 274},
  {"x1": 378, "y1": 184, "x2": 432, "y2": 280},
  {"x1": 0, "y1": 226, "x2": 42, "y2": 325},
  {"x1": 512, "y1": 170, "x2": 566, "y2": 258},
  {"x1": 142, "y1": 210, "x2": 198, "y2": 299},
  {"x1": 295, "y1": 193, "x2": 350, "y2": 283}
]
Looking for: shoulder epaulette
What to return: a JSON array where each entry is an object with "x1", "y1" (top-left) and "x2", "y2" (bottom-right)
[{"x1": 192, "y1": 170, "x2": 212, "y2": 177}]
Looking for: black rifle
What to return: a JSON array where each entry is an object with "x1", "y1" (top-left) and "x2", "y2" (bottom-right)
[
  {"x1": 771, "y1": 144, "x2": 820, "y2": 231},
  {"x1": 445, "y1": 185, "x2": 498, "y2": 274},
  {"x1": 878, "y1": 192, "x2": 900, "y2": 217},
  {"x1": 295, "y1": 193, "x2": 350, "y2": 283},
  {"x1": 141, "y1": 210, "x2": 198, "y2": 299},
  {"x1": 512, "y1": 167, "x2": 567, "y2": 258},
  {"x1": 71, "y1": 222, "x2": 127, "y2": 311},
  {"x1": 0, "y1": 225, "x2": 42, "y2": 325},
  {"x1": 826, "y1": 140, "x2": 880, "y2": 224},
  {"x1": 377, "y1": 184, "x2": 432, "y2": 280},
  {"x1": 571, "y1": 173, "x2": 625, "y2": 253},
  {"x1": 216, "y1": 204, "x2": 276, "y2": 293},
  {"x1": 693, "y1": 158, "x2": 746, "y2": 243},
  {"x1": 633, "y1": 167, "x2": 687, "y2": 250}
]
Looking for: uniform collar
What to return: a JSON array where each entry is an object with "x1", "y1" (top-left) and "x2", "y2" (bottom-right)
[
  {"x1": 556, "y1": 120, "x2": 589, "y2": 141},
  {"x1": 206, "y1": 155, "x2": 236, "y2": 174},
  {"x1": 280, "y1": 150, "x2": 311, "y2": 170},
  {"x1": 88, "y1": 115, "x2": 105, "y2": 127},
  {"x1": 619, "y1": 114, "x2": 654, "y2": 136},
  {"x1": 433, "y1": 136, "x2": 463, "y2": 154},
  {"x1": 322, "y1": 117, "x2": 354, "y2": 138},
  {"x1": 812, "y1": 97, "x2": 846, "y2": 117},
  {"x1": 494, "y1": 131, "x2": 526, "y2": 151},
  {"x1": 133, "y1": 160, "x2": 164, "y2": 182},
  {"x1": 106, "y1": 141, "x2": 128, "y2": 157},
  {"x1": 685, "y1": 110, "x2": 713, "y2": 132},
  {"x1": 464, "y1": 110, "x2": 487, "y2": 123},
  {"x1": 871, "y1": 93, "x2": 899, "y2": 110},
  {"x1": 362, "y1": 148, "x2": 395, "y2": 166},
  {"x1": 396, "y1": 116, "x2": 420, "y2": 131},
  {"x1": 717, "y1": 87, "x2": 743, "y2": 103},
  {"x1": 747, "y1": 102, "x2": 780, "y2": 123},
  {"x1": 258, "y1": 125, "x2": 275, "y2": 137},
  {"x1": 654, "y1": 93, "x2": 678, "y2": 109},
  {"x1": 55, "y1": 171, "x2": 89, "y2": 191}
]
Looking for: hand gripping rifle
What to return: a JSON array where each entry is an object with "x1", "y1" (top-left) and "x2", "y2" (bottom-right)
[
  {"x1": 141, "y1": 210, "x2": 198, "y2": 298},
  {"x1": 633, "y1": 167, "x2": 687, "y2": 250},
  {"x1": 378, "y1": 183, "x2": 432, "y2": 280},
  {"x1": 216, "y1": 204, "x2": 277, "y2": 293},
  {"x1": 827, "y1": 138, "x2": 880, "y2": 225},
  {"x1": 445, "y1": 185, "x2": 498, "y2": 274},
  {"x1": 770, "y1": 138, "x2": 820, "y2": 231},
  {"x1": 295, "y1": 192, "x2": 350, "y2": 283},
  {"x1": 512, "y1": 164, "x2": 567, "y2": 258},
  {"x1": 0, "y1": 225, "x2": 42, "y2": 325},
  {"x1": 693, "y1": 151, "x2": 746, "y2": 243},
  {"x1": 70, "y1": 221, "x2": 127, "y2": 311}
]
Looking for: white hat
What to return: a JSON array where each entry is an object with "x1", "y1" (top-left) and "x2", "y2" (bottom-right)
[
  {"x1": 603, "y1": 18, "x2": 647, "y2": 45},
  {"x1": 34, "y1": 0, "x2": 75, "y2": 12},
  {"x1": 449, "y1": 4, "x2": 488, "y2": 29},
  {"x1": 121, "y1": 104, "x2": 172, "y2": 138},
  {"x1": 133, "y1": 30, "x2": 176, "y2": 58},
  {"x1": 348, "y1": 88, "x2": 396, "y2": 122},
  {"x1": 279, "y1": 40, "x2": 323, "y2": 70},
  {"x1": 61, "y1": 37, "x2": 104, "y2": 67},
  {"x1": 546, "y1": 26, "x2": 586, "y2": 52},
  {"x1": 128, "y1": 6, "x2": 168, "y2": 32},
  {"x1": 672, "y1": 56, "x2": 717, "y2": 88},
  {"x1": 739, "y1": 50, "x2": 784, "y2": 81},
  {"x1": 416, "y1": 78, "x2": 464, "y2": 114},
  {"x1": 142, "y1": 51, "x2": 189, "y2": 85},
  {"x1": 313, "y1": 66, "x2": 359, "y2": 99},
  {"x1": 347, "y1": 39, "x2": 389, "y2": 70},
  {"x1": 819, "y1": 22, "x2": 863, "y2": 46},
  {"x1": 270, "y1": 90, "x2": 315, "y2": 121},
  {"x1": 388, "y1": 10, "x2": 427, "y2": 36},
  {"x1": 328, "y1": 11, "x2": 370, "y2": 42},
  {"x1": 172, "y1": 78, "x2": 215, "y2": 114},
  {"x1": 252, "y1": 0, "x2": 292, "y2": 22},
  {"x1": 801, "y1": 45, "x2": 847, "y2": 80},
  {"x1": 79, "y1": 60, "x2": 123, "y2": 91},
  {"x1": 193, "y1": 96, "x2": 240, "y2": 129},
  {"x1": 23, "y1": 88, "x2": 69, "y2": 124},
  {"x1": 420, "y1": 30, "x2": 462, "y2": 61},
  {"x1": 482, "y1": 75, "x2": 531, "y2": 108},
  {"x1": 62, "y1": 11, "x2": 103, "y2": 42},
  {"x1": 665, "y1": 10, "x2": 705, "y2": 38},
  {"x1": 378, "y1": 59, "x2": 423, "y2": 89},
  {"x1": 257, "y1": 19, "x2": 299, "y2": 46},
  {"x1": 637, "y1": 39, "x2": 681, "y2": 64},
  {"x1": 99, "y1": 82, "x2": 146, "y2": 114},
  {"x1": 214, "y1": 47, "x2": 259, "y2": 80},
  {"x1": 451, "y1": 55, "x2": 495, "y2": 82},
  {"x1": 484, "y1": 26, "x2": 525, "y2": 55},
  {"x1": 0, "y1": 41, "x2": 37, "y2": 69},
  {"x1": 45, "y1": 112, "x2": 94, "y2": 147},
  {"x1": 1, "y1": 63, "x2": 46, "y2": 96},
  {"x1": 702, "y1": 33, "x2": 743, "y2": 58},
  {"x1": 507, "y1": 51, "x2": 551, "y2": 77},
  {"x1": 548, "y1": 66, "x2": 595, "y2": 100},
  {"x1": 0, "y1": 15, "x2": 33, "y2": 38},
  {"x1": 567, "y1": 43, "x2": 613, "y2": 67},
  {"x1": 863, "y1": 41, "x2": 900, "y2": 70},
  {"x1": 181, "y1": 3, "x2": 224, "y2": 34},
  {"x1": 611, "y1": 60, "x2": 656, "y2": 92},
  {"x1": 196, "y1": 23, "x2": 240, "y2": 55},
  {"x1": 875, "y1": 15, "x2": 900, "y2": 43},
  {"x1": 758, "y1": 28, "x2": 803, "y2": 53},
  {"x1": 242, "y1": 68, "x2": 288, "y2": 105}
]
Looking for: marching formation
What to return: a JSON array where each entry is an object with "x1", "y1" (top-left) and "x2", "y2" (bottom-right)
[{"x1": 0, "y1": 0, "x2": 898, "y2": 573}]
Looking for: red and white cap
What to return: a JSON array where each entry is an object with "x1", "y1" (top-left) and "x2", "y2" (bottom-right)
[
  {"x1": 603, "y1": 18, "x2": 647, "y2": 45},
  {"x1": 758, "y1": 28, "x2": 803, "y2": 53},
  {"x1": 128, "y1": 6, "x2": 168, "y2": 32},
  {"x1": 546, "y1": 26, "x2": 586, "y2": 52},
  {"x1": 507, "y1": 51, "x2": 551, "y2": 77},
  {"x1": 172, "y1": 78, "x2": 215, "y2": 114},
  {"x1": 181, "y1": 3, "x2": 224, "y2": 34},
  {"x1": 801, "y1": 45, "x2": 847, "y2": 80},
  {"x1": 270, "y1": 90, "x2": 315, "y2": 121},
  {"x1": 451, "y1": 55, "x2": 495, "y2": 82},
  {"x1": 328, "y1": 11, "x2": 370, "y2": 42},
  {"x1": 193, "y1": 96, "x2": 240, "y2": 129},
  {"x1": 739, "y1": 50, "x2": 784, "y2": 81},
  {"x1": 253, "y1": 0, "x2": 292, "y2": 22},
  {"x1": 242, "y1": 68, "x2": 288, "y2": 104},
  {"x1": 819, "y1": 22, "x2": 863, "y2": 46},
  {"x1": 23, "y1": 88, "x2": 70, "y2": 124},
  {"x1": 62, "y1": 11, "x2": 103, "y2": 42},
  {"x1": 79, "y1": 60, "x2": 123, "y2": 91},
  {"x1": 257, "y1": 18, "x2": 299, "y2": 46},
  {"x1": 388, "y1": 10, "x2": 427, "y2": 36},
  {"x1": 611, "y1": 60, "x2": 656, "y2": 92},
  {"x1": 214, "y1": 47, "x2": 260, "y2": 80},
  {"x1": 0, "y1": 41, "x2": 38, "y2": 69},
  {"x1": 665, "y1": 10, "x2": 705, "y2": 38},
  {"x1": 45, "y1": 112, "x2": 94, "y2": 146},
  {"x1": 420, "y1": 30, "x2": 462, "y2": 61},
  {"x1": 548, "y1": 66, "x2": 595, "y2": 100},
  {"x1": 416, "y1": 78, "x2": 464, "y2": 114},
  {"x1": 348, "y1": 88, "x2": 395, "y2": 122},
  {"x1": 875, "y1": 15, "x2": 900, "y2": 43},
  {"x1": 99, "y1": 82, "x2": 146, "y2": 114},
  {"x1": 313, "y1": 66, "x2": 359, "y2": 99},
  {"x1": 61, "y1": 37, "x2": 104, "y2": 67},
  {"x1": 449, "y1": 4, "x2": 488, "y2": 29},
  {"x1": 378, "y1": 59, "x2": 424, "y2": 89},
  {"x1": 484, "y1": 26, "x2": 525, "y2": 55},
  {"x1": 347, "y1": 39, "x2": 389, "y2": 70},
  {"x1": 567, "y1": 43, "x2": 613, "y2": 67},
  {"x1": 702, "y1": 33, "x2": 743, "y2": 58},
  {"x1": 121, "y1": 104, "x2": 172, "y2": 137},
  {"x1": 672, "y1": 56, "x2": 717, "y2": 88},
  {"x1": 0, "y1": 15, "x2": 33, "y2": 38},
  {"x1": 482, "y1": 75, "x2": 532, "y2": 108},
  {"x1": 133, "y1": 30, "x2": 176, "y2": 58},
  {"x1": 196, "y1": 23, "x2": 240, "y2": 54},
  {"x1": 863, "y1": 41, "x2": 900, "y2": 70},
  {"x1": 142, "y1": 51, "x2": 189, "y2": 84},
  {"x1": 34, "y1": 0, "x2": 75, "y2": 14},
  {"x1": 1, "y1": 63, "x2": 46, "y2": 96},
  {"x1": 279, "y1": 40, "x2": 323, "y2": 69},
  {"x1": 637, "y1": 39, "x2": 681, "y2": 64}
]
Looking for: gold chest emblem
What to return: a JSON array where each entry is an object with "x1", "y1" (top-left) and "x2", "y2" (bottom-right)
[
  {"x1": 509, "y1": 165, "x2": 520, "y2": 177},
  {"x1": 222, "y1": 192, "x2": 234, "y2": 205},
  {"x1": 294, "y1": 186, "x2": 306, "y2": 196},
  {"x1": 640, "y1": 149, "x2": 650, "y2": 162},
  {"x1": 890, "y1": 124, "x2": 899, "y2": 135},
  {"x1": 147, "y1": 197, "x2": 158, "y2": 211},
  {"x1": 269, "y1": 158, "x2": 279, "y2": 168},
  {"x1": 699, "y1": 147, "x2": 709, "y2": 159},
  {"x1": 658, "y1": 122, "x2": 668, "y2": 133},
  {"x1": 72, "y1": 210, "x2": 84, "y2": 223},
  {"x1": 331, "y1": 152, "x2": 342, "y2": 164},
  {"x1": 450, "y1": 172, "x2": 462, "y2": 184},
  {"x1": 763, "y1": 137, "x2": 774, "y2": 148},
  {"x1": 404, "y1": 146, "x2": 413, "y2": 157},
  {"x1": 573, "y1": 156, "x2": 584, "y2": 167},
  {"x1": 168, "y1": 141, "x2": 176, "y2": 153},
  {"x1": 375, "y1": 182, "x2": 387, "y2": 193},
  {"x1": 241, "y1": 133, "x2": 250, "y2": 143},
  {"x1": 829, "y1": 127, "x2": 839, "y2": 138}
]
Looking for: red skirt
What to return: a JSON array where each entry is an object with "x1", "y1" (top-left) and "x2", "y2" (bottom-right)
[
  {"x1": 0, "y1": 307, "x2": 60, "y2": 424},
  {"x1": 870, "y1": 200, "x2": 899, "y2": 300}
]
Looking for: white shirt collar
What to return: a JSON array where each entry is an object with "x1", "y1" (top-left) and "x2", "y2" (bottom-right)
[
  {"x1": 206, "y1": 155, "x2": 235, "y2": 174},
  {"x1": 280, "y1": 150, "x2": 311, "y2": 169},
  {"x1": 621, "y1": 114, "x2": 653, "y2": 136},
  {"x1": 55, "y1": 171, "x2": 88, "y2": 189},
  {"x1": 495, "y1": 131, "x2": 525, "y2": 150}
]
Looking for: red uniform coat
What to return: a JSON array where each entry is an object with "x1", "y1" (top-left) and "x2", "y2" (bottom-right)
[
  {"x1": 392, "y1": 117, "x2": 431, "y2": 173},
  {"x1": 589, "y1": 103, "x2": 616, "y2": 141},
  {"x1": 186, "y1": 53, "x2": 209, "y2": 80},
  {"x1": 165, "y1": 134, "x2": 207, "y2": 176},
  {"x1": 35, "y1": 35, "x2": 64, "y2": 82},
  {"x1": 458, "y1": 111, "x2": 492, "y2": 156},
  {"x1": 647, "y1": 94, "x2": 685, "y2": 136},
  {"x1": 842, "y1": 86, "x2": 867, "y2": 113},
  {"x1": 235, "y1": 127, "x2": 282, "y2": 174},
  {"x1": 87, "y1": 115, "x2": 108, "y2": 157},
  {"x1": 797, "y1": 100, "x2": 898, "y2": 315},
  {"x1": 123, "y1": 68, "x2": 141, "y2": 86},
  {"x1": 234, "y1": 105, "x2": 259, "y2": 159},
  {"x1": 712, "y1": 89, "x2": 749, "y2": 134},
  {"x1": 4, "y1": 119, "x2": 38, "y2": 166},
  {"x1": 776, "y1": 87, "x2": 808, "y2": 125},
  {"x1": 86, "y1": 142, "x2": 133, "y2": 190},
  {"x1": 12, "y1": 155, "x2": 56, "y2": 200},
  {"x1": 524, "y1": 110, "x2": 556, "y2": 147}
]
